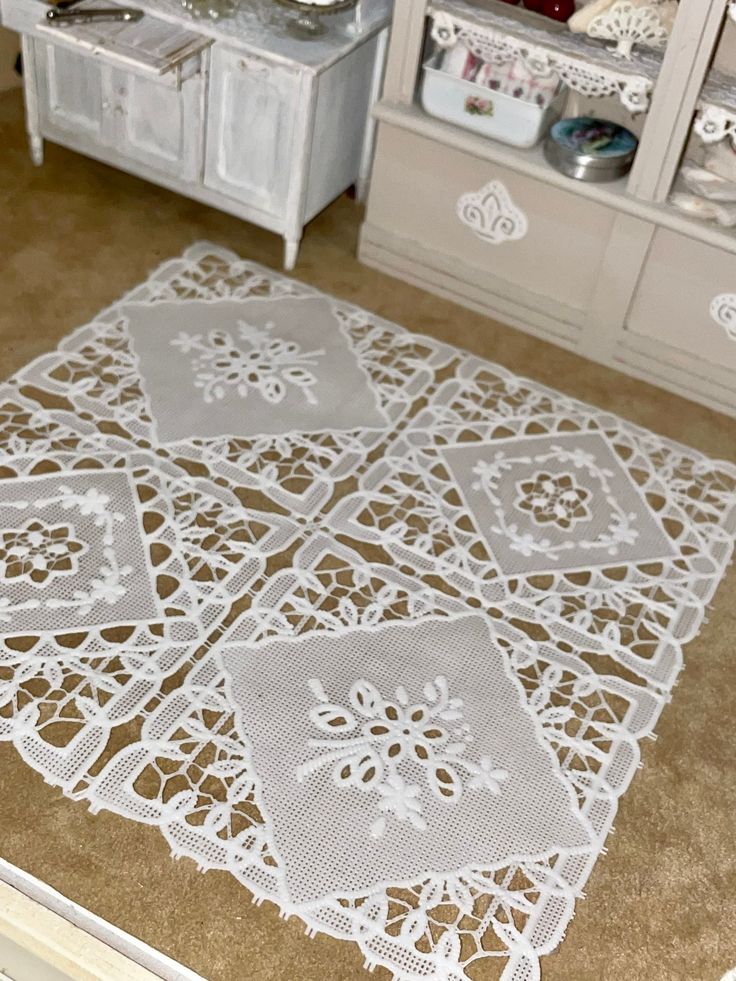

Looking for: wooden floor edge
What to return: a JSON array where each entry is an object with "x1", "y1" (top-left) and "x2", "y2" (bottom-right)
[{"x1": 0, "y1": 878, "x2": 163, "y2": 981}]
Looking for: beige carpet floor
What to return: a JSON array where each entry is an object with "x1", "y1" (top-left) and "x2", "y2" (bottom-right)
[{"x1": 1, "y1": 87, "x2": 735, "y2": 981}]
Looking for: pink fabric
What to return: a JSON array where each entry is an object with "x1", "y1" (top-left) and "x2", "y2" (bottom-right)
[{"x1": 475, "y1": 57, "x2": 561, "y2": 107}]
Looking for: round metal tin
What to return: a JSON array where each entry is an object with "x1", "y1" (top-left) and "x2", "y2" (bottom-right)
[{"x1": 544, "y1": 116, "x2": 638, "y2": 183}]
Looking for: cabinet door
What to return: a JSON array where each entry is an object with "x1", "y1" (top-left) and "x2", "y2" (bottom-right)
[
  {"x1": 204, "y1": 45, "x2": 299, "y2": 219},
  {"x1": 109, "y1": 68, "x2": 203, "y2": 182},
  {"x1": 35, "y1": 39, "x2": 111, "y2": 144}
]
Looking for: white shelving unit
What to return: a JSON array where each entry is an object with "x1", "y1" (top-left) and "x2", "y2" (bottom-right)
[{"x1": 361, "y1": 0, "x2": 736, "y2": 417}]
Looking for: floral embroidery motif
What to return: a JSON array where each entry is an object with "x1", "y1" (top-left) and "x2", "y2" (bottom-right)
[
  {"x1": 0, "y1": 484, "x2": 131, "y2": 620},
  {"x1": 471, "y1": 443, "x2": 640, "y2": 560},
  {"x1": 170, "y1": 319, "x2": 325, "y2": 406},
  {"x1": 514, "y1": 471, "x2": 592, "y2": 530},
  {"x1": 297, "y1": 675, "x2": 508, "y2": 839},
  {"x1": 0, "y1": 519, "x2": 87, "y2": 586}
]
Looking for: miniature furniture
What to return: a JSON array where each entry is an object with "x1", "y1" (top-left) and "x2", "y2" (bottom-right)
[
  {"x1": 361, "y1": 0, "x2": 736, "y2": 417},
  {"x1": 1, "y1": 0, "x2": 391, "y2": 269}
]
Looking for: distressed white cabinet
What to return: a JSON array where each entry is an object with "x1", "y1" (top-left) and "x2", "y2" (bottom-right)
[{"x1": 1, "y1": 0, "x2": 391, "y2": 269}]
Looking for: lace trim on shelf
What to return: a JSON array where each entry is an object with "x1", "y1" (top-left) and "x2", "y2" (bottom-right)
[
  {"x1": 428, "y1": 0, "x2": 662, "y2": 113},
  {"x1": 695, "y1": 69, "x2": 736, "y2": 147}
]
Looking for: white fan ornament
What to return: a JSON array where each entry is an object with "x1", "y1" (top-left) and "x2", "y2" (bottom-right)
[{"x1": 569, "y1": 0, "x2": 678, "y2": 60}]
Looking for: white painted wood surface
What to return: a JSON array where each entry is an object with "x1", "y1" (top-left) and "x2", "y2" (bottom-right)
[
  {"x1": 580, "y1": 212, "x2": 655, "y2": 364},
  {"x1": 35, "y1": 1, "x2": 210, "y2": 80},
  {"x1": 0, "y1": 878, "x2": 162, "y2": 981},
  {"x1": 142, "y1": 0, "x2": 392, "y2": 72},
  {"x1": 3, "y1": 0, "x2": 392, "y2": 267},
  {"x1": 110, "y1": 66, "x2": 204, "y2": 181},
  {"x1": 306, "y1": 31, "x2": 383, "y2": 218},
  {"x1": 367, "y1": 122, "x2": 615, "y2": 330},
  {"x1": 32, "y1": 41, "x2": 112, "y2": 143},
  {"x1": 357, "y1": 27, "x2": 389, "y2": 201},
  {"x1": 0, "y1": 0, "x2": 391, "y2": 70},
  {"x1": 33, "y1": 37, "x2": 204, "y2": 182},
  {"x1": 360, "y1": 221, "x2": 585, "y2": 346},
  {"x1": 19, "y1": 33, "x2": 43, "y2": 164},
  {"x1": 372, "y1": 100, "x2": 736, "y2": 258},
  {"x1": 203, "y1": 44, "x2": 298, "y2": 219},
  {"x1": 0, "y1": 932, "x2": 74, "y2": 981},
  {"x1": 282, "y1": 71, "x2": 317, "y2": 269},
  {"x1": 382, "y1": 0, "x2": 426, "y2": 103},
  {"x1": 0, "y1": 857, "x2": 211, "y2": 981},
  {"x1": 624, "y1": 227, "x2": 736, "y2": 372},
  {"x1": 36, "y1": 41, "x2": 107, "y2": 144},
  {"x1": 627, "y1": 0, "x2": 727, "y2": 202}
]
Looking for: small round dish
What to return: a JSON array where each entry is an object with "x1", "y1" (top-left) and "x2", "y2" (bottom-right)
[
  {"x1": 274, "y1": 0, "x2": 357, "y2": 37},
  {"x1": 544, "y1": 117, "x2": 638, "y2": 182}
]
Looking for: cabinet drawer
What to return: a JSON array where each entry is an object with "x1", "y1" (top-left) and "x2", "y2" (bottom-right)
[
  {"x1": 625, "y1": 229, "x2": 736, "y2": 375},
  {"x1": 366, "y1": 125, "x2": 616, "y2": 327},
  {"x1": 203, "y1": 45, "x2": 299, "y2": 220},
  {"x1": 5, "y1": 0, "x2": 210, "y2": 88}
]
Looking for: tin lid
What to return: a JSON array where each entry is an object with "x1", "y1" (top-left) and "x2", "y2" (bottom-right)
[{"x1": 546, "y1": 117, "x2": 638, "y2": 169}]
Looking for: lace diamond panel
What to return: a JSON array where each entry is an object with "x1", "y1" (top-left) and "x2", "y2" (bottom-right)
[
  {"x1": 221, "y1": 615, "x2": 591, "y2": 906},
  {"x1": 1, "y1": 244, "x2": 734, "y2": 981},
  {"x1": 14, "y1": 247, "x2": 454, "y2": 517},
  {"x1": 0, "y1": 435, "x2": 296, "y2": 793},
  {"x1": 215, "y1": 535, "x2": 662, "y2": 981},
  {"x1": 327, "y1": 360, "x2": 736, "y2": 691}
]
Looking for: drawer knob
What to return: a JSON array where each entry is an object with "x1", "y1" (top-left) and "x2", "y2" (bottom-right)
[
  {"x1": 709, "y1": 293, "x2": 736, "y2": 341},
  {"x1": 456, "y1": 180, "x2": 528, "y2": 246}
]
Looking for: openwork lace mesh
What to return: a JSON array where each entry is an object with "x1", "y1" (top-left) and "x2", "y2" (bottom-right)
[{"x1": 0, "y1": 243, "x2": 734, "y2": 981}]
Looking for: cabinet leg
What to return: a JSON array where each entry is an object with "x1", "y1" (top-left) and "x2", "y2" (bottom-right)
[
  {"x1": 29, "y1": 135, "x2": 44, "y2": 167},
  {"x1": 355, "y1": 176, "x2": 370, "y2": 203},
  {"x1": 283, "y1": 237, "x2": 300, "y2": 271},
  {"x1": 20, "y1": 36, "x2": 44, "y2": 168}
]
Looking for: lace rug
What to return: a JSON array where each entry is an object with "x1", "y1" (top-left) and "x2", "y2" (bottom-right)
[{"x1": 1, "y1": 242, "x2": 734, "y2": 981}]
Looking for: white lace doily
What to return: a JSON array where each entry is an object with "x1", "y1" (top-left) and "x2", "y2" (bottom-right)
[{"x1": 1, "y1": 243, "x2": 735, "y2": 981}]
